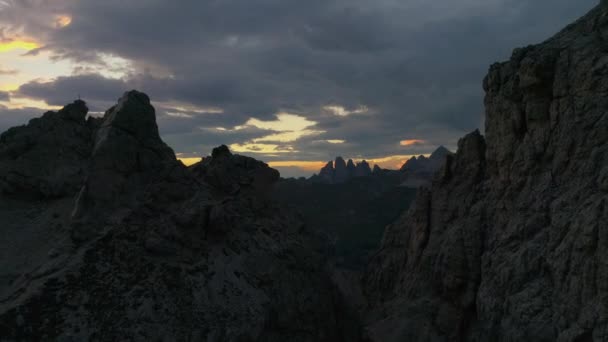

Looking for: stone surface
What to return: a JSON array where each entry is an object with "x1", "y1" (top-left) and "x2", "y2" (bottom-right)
[
  {"x1": 364, "y1": 4, "x2": 608, "y2": 341},
  {"x1": 0, "y1": 92, "x2": 366, "y2": 341},
  {"x1": 0, "y1": 100, "x2": 95, "y2": 198},
  {"x1": 71, "y1": 90, "x2": 179, "y2": 241}
]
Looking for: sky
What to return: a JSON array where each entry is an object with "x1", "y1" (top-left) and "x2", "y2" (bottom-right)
[{"x1": 0, "y1": 0, "x2": 598, "y2": 177}]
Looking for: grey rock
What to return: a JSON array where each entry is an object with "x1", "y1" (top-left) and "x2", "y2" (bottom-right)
[
  {"x1": 364, "y1": 4, "x2": 608, "y2": 341},
  {"x1": 71, "y1": 90, "x2": 179, "y2": 242},
  {"x1": 0, "y1": 100, "x2": 94, "y2": 198},
  {"x1": 0, "y1": 91, "x2": 365, "y2": 341}
]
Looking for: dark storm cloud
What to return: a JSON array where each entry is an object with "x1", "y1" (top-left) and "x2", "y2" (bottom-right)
[
  {"x1": 0, "y1": 105, "x2": 45, "y2": 133},
  {"x1": 16, "y1": 74, "x2": 127, "y2": 111},
  {"x1": 0, "y1": 91, "x2": 9, "y2": 102},
  {"x1": 1, "y1": 0, "x2": 598, "y2": 165}
]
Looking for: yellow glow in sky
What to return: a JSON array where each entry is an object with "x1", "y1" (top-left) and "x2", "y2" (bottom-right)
[
  {"x1": 268, "y1": 160, "x2": 327, "y2": 171},
  {"x1": 252, "y1": 129, "x2": 324, "y2": 143},
  {"x1": 0, "y1": 40, "x2": 40, "y2": 52},
  {"x1": 0, "y1": 84, "x2": 19, "y2": 91},
  {"x1": 243, "y1": 113, "x2": 317, "y2": 132},
  {"x1": 178, "y1": 157, "x2": 202, "y2": 166}
]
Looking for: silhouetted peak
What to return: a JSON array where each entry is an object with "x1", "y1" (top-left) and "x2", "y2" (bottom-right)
[
  {"x1": 100, "y1": 90, "x2": 159, "y2": 141},
  {"x1": 212, "y1": 144, "x2": 232, "y2": 159},
  {"x1": 58, "y1": 99, "x2": 89, "y2": 122},
  {"x1": 429, "y1": 145, "x2": 452, "y2": 161}
]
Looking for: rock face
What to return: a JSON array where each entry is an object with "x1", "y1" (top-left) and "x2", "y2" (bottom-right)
[
  {"x1": 71, "y1": 91, "x2": 179, "y2": 241},
  {"x1": 0, "y1": 100, "x2": 97, "y2": 198},
  {"x1": 364, "y1": 4, "x2": 608, "y2": 341},
  {"x1": 355, "y1": 160, "x2": 372, "y2": 178},
  {"x1": 399, "y1": 146, "x2": 452, "y2": 187},
  {"x1": 0, "y1": 91, "x2": 365, "y2": 341},
  {"x1": 334, "y1": 157, "x2": 350, "y2": 183}
]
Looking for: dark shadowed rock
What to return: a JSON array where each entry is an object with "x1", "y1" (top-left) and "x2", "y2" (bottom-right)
[
  {"x1": 71, "y1": 90, "x2": 179, "y2": 241},
  {"x1": 312, "y1": 157, "x2": 378, "y2": 183},
  {"x1": 319, "y1": 160, "x2": 335, "y2": 183},
  {"x1": 355, "y1": 160, "x2": 372, "y2": 177},
  {"x1": 0, "y1": 91, "x2": 366, "y2": 341},
  {"x1": 190, "y1": 144, "x2": 280, "y2": 197},
  {"x1": 334, "y1": 157, "x2": 349, "y2": 183},
  {"x1": 364, "y1": 4, "x2": 608, "y2": 341},
  {"x1": 347, "y1": 159, "x2": 357, "y2": 177},
  {"x1": 0, "y1": 100, "x2": 94, "y2": 198}
]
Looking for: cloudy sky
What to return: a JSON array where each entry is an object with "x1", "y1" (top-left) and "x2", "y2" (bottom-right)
[{"x1": 0, "y1": 0, "x2": 597, "y2": 177}]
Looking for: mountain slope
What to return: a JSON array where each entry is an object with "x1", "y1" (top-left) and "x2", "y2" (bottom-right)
[
  {"x1": 364, "y1": 3, "x2": 608, "y2": 341},
  {"x1": 0, "y1": 91, "x2": 365, "y2": 341}
]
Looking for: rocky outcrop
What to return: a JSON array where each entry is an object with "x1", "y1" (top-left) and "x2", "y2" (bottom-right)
[
  {"x1": 364, "y1": 3, "x2": 608, "y2": 341},
  {"x1": 355, "y1": 160, "x2": 372, "y2": 178},
  {"x1": 399, "y1": 146, "x2": 453, "y2": 187},
  {"x1": 71, "y1": 90, "x2": 179, "y2": 241},
  {"x1": 319, "y1": 160, "x2": 335, "y2": 183},
  {"x1": 190, "y1": 144, "x2": 280, "y2": 202},
  {"x1": 0, "y1": 100, "x2": 97, "y2": 198},
  {"x1": 312, "y1": 157, "x2": 376, "y2": 184},
  {"x1": 334, "y1": 157, "x2": 349, "y2": 183},
  {"x1": 347, "y1": 159, "x2": 357, "y2": 177},
  {"x1": 0, "y1": 91, "x2": 365, "y2": 341}
]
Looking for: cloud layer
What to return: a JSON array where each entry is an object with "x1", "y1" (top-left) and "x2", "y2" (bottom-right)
[{"x1": 0, "y1": 0, "x2": 598, "y2": 175}]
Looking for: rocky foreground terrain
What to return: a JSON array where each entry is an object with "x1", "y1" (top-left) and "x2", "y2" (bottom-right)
[
  {"x1": 0, "y1": 91, "x2": 365, "y2": 341},
  {"x1": 364, "y1": 2, "x2": 608, "y2": 341}
]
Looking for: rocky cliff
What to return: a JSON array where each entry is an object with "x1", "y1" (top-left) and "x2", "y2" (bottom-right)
[
  {"x1": 0, "y1": 91, "x2": 365, "y2": 341},
  {"x1": 399, "y1": 146, "x2": 453, "y2": 187},
  {"x1": 364, "y1": 3, "x2": 608, "y2": 341}
]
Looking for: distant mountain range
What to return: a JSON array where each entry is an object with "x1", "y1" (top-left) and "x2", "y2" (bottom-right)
[{"x1": 307, "y1": 145, "x2": 453, "y2": 187}]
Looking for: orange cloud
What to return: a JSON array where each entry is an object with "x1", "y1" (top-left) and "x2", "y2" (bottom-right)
[
  {"x1": 55, "y1": 15, "x2": 72, "y2": 28},
  {"x1": 399, "y1": 139, "x2": 426, "y2": 146}
]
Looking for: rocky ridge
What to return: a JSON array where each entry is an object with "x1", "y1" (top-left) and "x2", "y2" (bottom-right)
[
  {"x1": 364, "y1": 3, "x2": 608, "y2": 341},
  {"x1": 0, "y1": 91, "x2": 365, "y2": 341},
  {"x1": 314, "y1": 157, "x2": 373, "y2": 184},
  {"x1": 398, "y1": 146, "x2": 452, "y2": 187}
]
